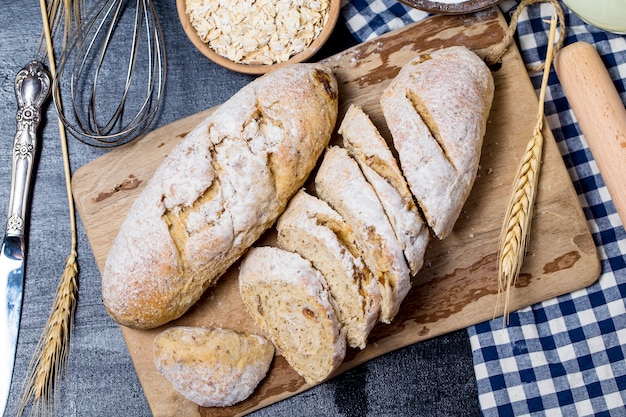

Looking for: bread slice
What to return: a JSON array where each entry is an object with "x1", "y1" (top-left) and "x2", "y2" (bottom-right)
[
  {"x1": 238, "y1": 246, "x2": 346, "y2": 384},
  {"x1": 381, "y1": 46, "x2": 494, "y2": 239},
  {"x1": 339, "y1": 104, "x2": 429, "y2": 276},
  {"x1": 153, "y1": 326, "x2": 274, "y2": 407},
  {"x1": 315, "y1": 146, "x2": 411, "y2": 323},
  {"x1": 102, "y1": 64, "x2": 338, "y2": 329},
  {"x1": 276, "y1": 189, "x2": 381, "y2": 349}
]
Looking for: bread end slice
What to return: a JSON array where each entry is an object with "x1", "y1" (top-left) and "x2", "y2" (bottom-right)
[
  {"x1": 153, "y1": 326, "x2": 274, "y2": 407},
  {"x1": 381, "y1": 46, "x2": 494, "y2": 239}
]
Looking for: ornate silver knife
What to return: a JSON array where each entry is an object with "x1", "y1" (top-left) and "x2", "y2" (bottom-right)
[{"x1": 0, "y1": 61, "x2": 50, "y2": 416}]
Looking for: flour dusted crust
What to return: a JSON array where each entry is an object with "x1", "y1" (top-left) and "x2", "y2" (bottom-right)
[
  {"x1": 102, "y1": 63, "x2": 338, "y2": 329},
  {"x1": 381, "y1": 46, "x2": 494, "y2": 239},
  {"x1": 340, "y1": 104, "x2": 430, "y2": 276},
  {"x1": 315, "y1": 146, "x2": 411, "y2": 324},
  {"x1": 239, "y1": 246, "x2": 346, "y2": 384},
  {"x1": 153, "y1": 326, "x2": 274, "y2": 407},
  {"x1": 276, "y1": 189, "x2": 380, "y2": 349}
]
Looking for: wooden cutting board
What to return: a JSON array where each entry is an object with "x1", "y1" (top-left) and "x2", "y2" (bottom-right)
[{"x1": 72, "y1": 8, "x2": 601, "y2": 417}]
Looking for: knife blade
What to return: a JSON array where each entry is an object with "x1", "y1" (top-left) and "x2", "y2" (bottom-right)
[{"x1": 0, "y1": 61, "x2": 50, "y2": 416}]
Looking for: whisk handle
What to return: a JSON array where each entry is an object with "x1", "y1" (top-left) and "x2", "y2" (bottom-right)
[{"x1": 5, "y1": 61, "x2": 50, "y2": 237}]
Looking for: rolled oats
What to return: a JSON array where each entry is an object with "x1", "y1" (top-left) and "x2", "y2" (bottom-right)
[{"x1": 186, "y1": 0, "x2": 331, "y2": 65}]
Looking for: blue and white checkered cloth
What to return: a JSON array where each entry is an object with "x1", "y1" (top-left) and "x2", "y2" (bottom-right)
[{"x1": 340, "y1": 0, "x2": 626, "y2": 415}]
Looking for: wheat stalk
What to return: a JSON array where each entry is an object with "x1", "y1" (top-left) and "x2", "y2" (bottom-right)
[
  {"x1": 16, "y1": 253, "x2": 78, "y2": 417},
  {"x1": 16, "y1": 1, "x2": 81, "y2": 415},
  {"x1": 496, "y1": 12, "x2": 558, "y2": 324}
]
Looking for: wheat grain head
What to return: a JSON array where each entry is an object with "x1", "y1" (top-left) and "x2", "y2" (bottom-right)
[{"x1": 495, "y1": 12, "x2": 558, "y2": 324}]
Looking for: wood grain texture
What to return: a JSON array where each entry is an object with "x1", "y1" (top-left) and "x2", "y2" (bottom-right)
[
  {"x1": 71, "y1": 8, "x2": 600, "y2": 417},
  {"x1": 554, "y1": 41, "x2": 626, "y2": 225}
]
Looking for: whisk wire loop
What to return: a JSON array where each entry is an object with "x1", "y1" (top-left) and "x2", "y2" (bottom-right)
[{"x1": 54, "y1": 0, "x2": 166, "y2": 147}]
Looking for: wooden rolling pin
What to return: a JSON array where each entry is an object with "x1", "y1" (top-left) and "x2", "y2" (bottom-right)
[{"x1": 554, "y1": 41, "x2": 626, "y2": 224}]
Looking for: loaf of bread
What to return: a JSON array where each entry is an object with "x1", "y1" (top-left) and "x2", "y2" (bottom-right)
[
  {"x1": 237, "y1": 47, "x2": 493, "y2": 384},
  {"x1": 153, "y1": 326, "x2": 274, "y2": 407},
  {"x1": 381, "y1": 46, "x2": 494, "y2": 239},
  {"x1": 102, "y1": 63, "x2": 338, "y2": 329},
  {"x1": 339, "y1": 104, "x2": 430, "y2": 276},
  {"x1": 276, "y1": 189, "x2": 381, "y2": 349},
  {"x1": 315, "y1": 146, "x2": 411, "y2": 324},
  {"x1": 239, "y1": 246, "x2": 346, "y2": 384}
]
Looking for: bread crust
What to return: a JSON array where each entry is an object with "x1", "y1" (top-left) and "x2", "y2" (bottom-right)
[
  {"x1": 153, "y1": 326, "x2": 274, "y2": 407},
  {"x1": 381, "y1": 46, "x2": 494, "y2": 239},
  {"x1": 102, "y1": 64, "x2": 338, "y2": 329}
]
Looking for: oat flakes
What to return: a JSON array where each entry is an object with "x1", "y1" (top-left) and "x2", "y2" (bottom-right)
[{"x1": 186, "y1": 0, "x2": 331, "y2": 65}]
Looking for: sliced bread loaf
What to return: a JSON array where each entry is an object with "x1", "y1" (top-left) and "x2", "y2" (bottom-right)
[
  {"x1": 238, "y1": 246, "x2": 346, "y2": 384},
  {"x1": 276, "y1": 189, "x2": 381, "y2": 349}
]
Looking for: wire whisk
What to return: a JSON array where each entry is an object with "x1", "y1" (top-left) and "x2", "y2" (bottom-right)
[{"x1": 53, "y1": 0, "x2": 166, "y2": 147}]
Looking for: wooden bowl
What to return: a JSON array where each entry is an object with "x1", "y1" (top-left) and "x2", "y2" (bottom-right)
[
  {"x1": 398, "y1": 0, "x2": 501, "y2": 14},
  {"x1": 176, "y1": 0, "x2": 341, "y2": 75}
]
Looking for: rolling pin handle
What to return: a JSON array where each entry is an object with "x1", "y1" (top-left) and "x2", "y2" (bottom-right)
[{"x1": 554, "y1": 42, "x2": 626, "y2": 225}]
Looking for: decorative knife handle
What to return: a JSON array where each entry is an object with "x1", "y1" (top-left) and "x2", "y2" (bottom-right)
[{"x1": 5, "y1": 61, "x2": 51, "y2": 238}]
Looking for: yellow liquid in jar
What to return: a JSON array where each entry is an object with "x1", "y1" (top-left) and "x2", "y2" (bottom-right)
[{"x1": 562, "y1": 0, "x2": 626, "y2": 34}]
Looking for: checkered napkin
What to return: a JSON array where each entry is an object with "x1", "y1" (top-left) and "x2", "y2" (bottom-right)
[{"x1": 340, "y1": 0, "x2": 626, "y2": 415}]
